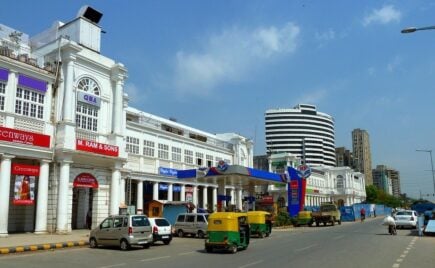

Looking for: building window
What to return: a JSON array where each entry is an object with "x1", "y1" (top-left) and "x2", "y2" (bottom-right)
[
  {"x1": 196, "y1": 152, "x2": 204, "y2": 166},
  {"x1": 158, "y1": 143, "x2": 169, "y2": 160},
  {"x1": 215, "y1": 157, "x2": 222, "y2": 166},
  {"x1": 172, "y1": 147, "x2": 182, "y2": 162},
  {"x1": 76, "y1": 77, "x2": 100, "y2": 132},
  {"x1": 184, "y1": 149, "x2": 193, "y2": 164},
  {"x1": 143, "y1": 140, "x2": 155, "y2": 157},
  {"x1": 76, "y1": 103, "x2": 98, "y2": 131},
  {"x1": 206, "y1": 155, "x2": 213, "y2": 167},
  {"x1": 126, "y1": 136, "x2": 140, "y2": 154},
  {"x1": 15, "y1": 87, "x2": 44, "y2": 119},
  {"x1": 336, "y1": 175, "x2": 344, "y2": 189},
  {"x1": 0, "y1": 82, "x2": 5, "y2": 111}
]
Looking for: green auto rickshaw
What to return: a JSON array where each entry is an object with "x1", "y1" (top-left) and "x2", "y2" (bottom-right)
[
  {"x1": 294, "y1": 211, "x2": 313, "y2": 227},
  {"x1": 205, "y1": 212, "x2": 250, "y2": 253},
  {"x1": 247, "y1": 211, "x2": 272, "y2": 238}
]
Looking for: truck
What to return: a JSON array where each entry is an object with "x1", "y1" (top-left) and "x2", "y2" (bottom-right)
[{"x1": 311, "y1": 202, "x2": 341, "y2": 226}]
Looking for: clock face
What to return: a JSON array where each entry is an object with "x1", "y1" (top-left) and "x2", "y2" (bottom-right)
[{"x1": 77, "y1": 77, "x2": 100, "y2": 96}]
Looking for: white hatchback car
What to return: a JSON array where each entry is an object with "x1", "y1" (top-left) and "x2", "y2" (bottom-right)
[
  {"x1": 148, "y1": 217, "x2": 172, "y2": 245},
  {"x1": 394, "y1": 210, "x2": 418, "y2": 229}
]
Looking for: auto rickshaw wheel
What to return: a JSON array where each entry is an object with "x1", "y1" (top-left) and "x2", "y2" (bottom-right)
[
  {"x1": 265, "y1": 232, "x2": 270, "y2": 237},
  {"x1": 259, "y1": 232, "x2": 265, "y2": 238},
  {"x1": 205, "y1": 246, "x2": 213, "y2": 253},
  {"x1": 230, "y1": 245, "x2": 237, "y2": 254}
]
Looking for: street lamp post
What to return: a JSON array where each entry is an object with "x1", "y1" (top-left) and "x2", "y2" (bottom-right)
[
  {"x1": 416, "y1": 149, "x2": 435, "y2": 196},
  {"x1": 401, "y1": 26, "x2": 435, "y2": 34}
]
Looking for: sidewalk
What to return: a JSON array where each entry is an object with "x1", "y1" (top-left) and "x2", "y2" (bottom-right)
[{"x1": 0, "y1": 230, "x2": 89, "y2": 254}]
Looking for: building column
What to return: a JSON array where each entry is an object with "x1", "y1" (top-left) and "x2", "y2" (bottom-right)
[
  {"x1": 212, "y1": 187, "x2": 217, "y2": 212},
  {"x1": 193, "y1": 185, "x2": 198, "y2": 212},
  {"x1": 57, "y1": 160, "x2": 72, "y2": 234},
  {"x1": 167, "y1": 183, "x2": 173, "y2": 201},
  {"x1": 202, "y1": 186, "x2": 208, "y2": 209},
  {"x1": 237, "y1": 188, "x2": 243, "y2": 211},
  {"x1": 110, "y1": 168, "x2": 121, "y2": 215},
  {"x1": 180, "y1": 185, "x2": 186, "y2": 201},
  {"x1": 136, "y1": 180, "x2": 143, "y2": 214},
  {"x1": 35, "y1": 159, "x2": 50, "y2": 234},
  {"x1": 111, "y1": 64, "x2": 126, "y2": 135},
  {"x1": 0, "y1": 155, "x2": 14, "y2": 237},
  {"x1": 119, "y1": 177, "x2": 126, "y2": 206},
  {"x1": 62, "y1": 54, "x2": 76, "y2": 122},
  {"x1": 153, "y1": 182, "x2": 159, "y2": 201},
  {"x1": 230, "y1": 188, "x2": 235, "y2": 205}
]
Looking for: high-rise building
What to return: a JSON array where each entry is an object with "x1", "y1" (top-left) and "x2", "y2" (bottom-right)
[
  {"x1": 335, "y1": 147, "x2": 353, "y2": 167},
  {"x1": 265, "y1": 104, "x2": 336, "y2": 167},
  {"x1": 372, "y1": 165, "x2": 392, "y2": 194},
  {"x1": 352, "y1": 128, "x2": 373, "y2": 185}
]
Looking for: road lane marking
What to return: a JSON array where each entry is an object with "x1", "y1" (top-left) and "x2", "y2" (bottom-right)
[
  {"x1": 333, "y1": 235, "x2": 344, "y2": 240},
  {"x1": 178, "y1": 251, "x2": 195, "y2": 255},
  {"x1": 400, "y1": 254, "x2": 406, "y2": 258},
  {"x1": 238, "y1": 260, "x2": 264, "y2": 268},
  {"x1": 141, "y1": 256, "x2": 170, "y2": 262},
  {"x1": 392, "y1": 264, "x2": 400, "y2": 268},
  {"x1": 98, "y1": 264, "x2": 126, "y2": 268},
  {"x1": 396, "y1": 259, "x2": 403, "y2": 262},
  {"x1": 294, "y1": 244, "x2": 317, "y2": 252},
  {"x1": 403, "y1": 250, "x2": 408, "y2": 254}
]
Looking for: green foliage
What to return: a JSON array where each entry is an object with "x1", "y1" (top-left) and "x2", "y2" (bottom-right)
[
  {"x1": 274, "y1": 211, "x2": 292, "y2": 226},
  {"x1": 365, "y1": 185, "x2": 417, "y2": 208}
]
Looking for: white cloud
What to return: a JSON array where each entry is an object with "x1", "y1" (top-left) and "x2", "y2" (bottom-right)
[
  {"x1": 172, "y1": 22, "x2": 300, "y2": 96},
  {"x1": 315, "y1": 29, "x2": 336, "y2": 42},
  {"x1": 124, "y1": 82, "x2": 145, "y2": 105},
  {"x1": 363, "y1": 5, "x2": 402, "y2": 26},
  {"x1": 387, "y1": 56, "x2": 402, "y2": 72},
  {"x1": 296, "y1": 89, "x2": 328, "y2": 105}
]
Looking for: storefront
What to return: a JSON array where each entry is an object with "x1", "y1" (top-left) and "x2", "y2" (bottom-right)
[{"x1": 72, "y1": 173, "x2": 98, "y2": 229}]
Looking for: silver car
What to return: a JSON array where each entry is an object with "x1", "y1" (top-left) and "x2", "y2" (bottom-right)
[
  {"x1": 394, "y1": 210, "x2": 418, "y2": 229},
  {"x1": 174, "y1": 213, "x2": 209, "y2": 238},
  {"x1": 89, "y1": 214, "x2": 153, "y2": 250}
]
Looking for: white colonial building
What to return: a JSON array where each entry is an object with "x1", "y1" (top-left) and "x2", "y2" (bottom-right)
[
  {"x1": 267, "y1": 153, "x2": 366, "y2": 209},
  {"x1": 0, "y1": 7, "x2": 254, "y2": 236}
]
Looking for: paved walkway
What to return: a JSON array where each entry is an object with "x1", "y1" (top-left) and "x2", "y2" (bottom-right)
[{"x1": 0, "y1": 230, "x2": 89, "y2": 254}]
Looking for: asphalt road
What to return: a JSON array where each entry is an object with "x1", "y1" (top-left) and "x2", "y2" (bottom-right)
[{"x1": 1, "y1": 218, "x2": 433, "y2": 268}]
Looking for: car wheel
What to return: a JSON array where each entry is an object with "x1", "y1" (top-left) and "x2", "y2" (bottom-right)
[
  {"x1": 197, "y1": 230, "x2": 205, "y2": 239},
  {"x1": 120, "y1": 239, "x2": 130, "y2": 251},
  {"x1": 89, "y1": 238, "x2": 98, "y2": 248},
  {"x1": 338, "y1": 220, "x2": 342, "y2": 225},
  {"x1": 177, "y1": 230, "x2": 184, "y2": 237},
  {"x1": 163, "y1": 240, "x2": 171, "y2": 245}
]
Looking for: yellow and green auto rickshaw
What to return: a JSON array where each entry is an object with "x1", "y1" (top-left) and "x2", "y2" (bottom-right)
[
  {"x1": 294, "y1": 211, "x2": 313, "y2": 227},
  {"x1": 205, "y1": 212, "x2": 250, "y2": 253},
  {"x1": 247, "y1": 211, "x2": 272, "y2": 238}
]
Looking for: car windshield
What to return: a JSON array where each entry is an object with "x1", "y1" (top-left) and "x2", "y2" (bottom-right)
[
  {"x1": 155, "y1": 219, "x2": 170, "y2": 226},
  {"x1": 396, "y1": 211, "x2": 412, "y2": 216},
  {"x1": 131, "y1": 216, "x2": 149, "y2": 227}
]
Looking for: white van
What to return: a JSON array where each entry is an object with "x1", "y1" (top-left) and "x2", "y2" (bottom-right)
[{"x1": 174, "y1": 213, "x2": 209, "y2": 238}]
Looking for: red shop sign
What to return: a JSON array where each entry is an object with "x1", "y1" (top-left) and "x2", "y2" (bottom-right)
[
  {"x1": 73, "y1": 173, "x2": 99, "y2": 188},
  {"x1": 76, "y1": 139, "x2": 119, "y2": 157},
  {"x1": 0, "y1": 126, "x2": 50, "y2": 148},
  {"x1": 12, "y1": 163, "x2": 40, "y2": 176},
  {"x1": 290, "y1": 180, "x2": 299, "y2": 189}
]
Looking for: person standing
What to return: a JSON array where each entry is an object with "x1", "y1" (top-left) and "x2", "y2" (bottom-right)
[{"x1": 360, "y1": 207, "x2": 366, "y2": 222}]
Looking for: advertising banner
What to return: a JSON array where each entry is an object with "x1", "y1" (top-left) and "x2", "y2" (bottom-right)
[
  {"x1": 288, "y1": 167, "x2": 301, "y2": 217},
  {"x1": 13, "y1": 175, "x2": 35, "y2": 205},
  {"x1": 0, "y1": 126, "x2": 50, "y2": 147},
  {"x1": 76, "y1": 139, "x2": 119, "y2": 157},
  {"x1": 73, "y1": 173, "x2": 99, "y2": 188}
]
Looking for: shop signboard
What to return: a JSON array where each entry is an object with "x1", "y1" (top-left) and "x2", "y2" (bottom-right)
[
  {"x1": 73, "y1": 173, "x2": 99, "y2": 188},
  {"x1": 159, "y1": 167, "x2": 178, "y2": 177},
  {"x1": 76, "y1": 139, "x2": 119, "y2": 157},
  {"x1": 159, "y1": 184, "x2": 168, "y2": 191},
  {"x1": 12, "y1": 164, "x2": 39, "y2": 206},
  {"x1": 0, "y1": 126, "x2": 50, "y2": 148}
]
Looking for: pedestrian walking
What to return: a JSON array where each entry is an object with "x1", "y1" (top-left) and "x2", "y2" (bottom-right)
[{"x1": 360, "y1": 207, "x2": 366, "y2": 222}]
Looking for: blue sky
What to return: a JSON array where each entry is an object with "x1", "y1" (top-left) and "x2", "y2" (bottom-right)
[{"x1": 2, "y1": 1, "x2": 435, "y2": 200}]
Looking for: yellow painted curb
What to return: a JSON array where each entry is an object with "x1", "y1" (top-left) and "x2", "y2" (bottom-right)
[
  {"x1": 0, "y1": 248, "x2": 9, "y2": 254},
  {"x1": 43, "y1": 244, "x2": 51, "y2": 250},
  {"x1": 30, "y1": 245, "x2": 38, "y2": 251},
  {"x1": 55, "y1": 243, "x2": 63, "y2": 248},
  {"x1": 15, "y1": 247, "x2": 24, "y2": 252}
]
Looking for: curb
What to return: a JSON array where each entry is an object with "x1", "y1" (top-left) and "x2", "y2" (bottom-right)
[{"x1": 0, "y1": 240, "x2": 88, "y2": 255}]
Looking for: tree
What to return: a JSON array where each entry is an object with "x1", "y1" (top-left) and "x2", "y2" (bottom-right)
[{"x1": 365, "y1": 185, "x2": 378, "y2": 203}]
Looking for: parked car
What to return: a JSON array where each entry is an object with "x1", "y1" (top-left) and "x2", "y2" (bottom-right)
[
  {"x1": 174, "y1": 213, "x2": 209, "y2": 238},
  {"x1": 394, "y1": 210, "x2": 418, "y2": 229},
  {"x1": 89, "y1": 214, "x2": 153, "y2": 250},
  {"x1": 148, "y1": 217, "x2": 172, "y2": 245}
]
